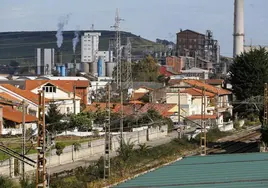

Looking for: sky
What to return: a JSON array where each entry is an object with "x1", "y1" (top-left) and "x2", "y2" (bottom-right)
[{"x1": 0, "y1": 0, "x2": 268, "y2": 57}]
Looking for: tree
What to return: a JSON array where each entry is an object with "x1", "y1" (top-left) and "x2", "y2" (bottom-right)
[
  {"x1": 132, "y1": 55, "x2": 159, "y2": 82},
  {"x1": 69, "y1": 112, "x2": 92, "y2": 131},
  {"x1": 55, "y1": 142, "x2": 65, "y2": 156},
  {"x1": 229, "y1": 47, "x2": 268, "y2": 100},
  {"x1": 45, "y1": 102, "x2": 64, "y2": 135}
]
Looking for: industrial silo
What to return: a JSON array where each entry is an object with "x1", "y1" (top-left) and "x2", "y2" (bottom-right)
[
  {"x1": 56, "y1": 65, "x2": 61, "y2": 75},
  {"x1": 60, "y1": 66, "x2": 66, "y2": 76},
  {"x1": 97, "y1": 57, "x2": 103, "y2": 77},
  {"x1": 90, "y1": 62, "x2": 98, "y2": 77},
  {"x1": 81, "y1": 62, "x2": 89, "y2": 73},
  {"x1": 105, "y1": 62, "x2": 116, "y2": 77}
]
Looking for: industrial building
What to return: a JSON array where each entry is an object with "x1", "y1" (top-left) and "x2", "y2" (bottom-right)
[
  {"x1": 80, "y1": 32, "x2": 114, "y2": 77},
  {"x1": 36, "y1": 48, "x2": 55, "y2": 75}
]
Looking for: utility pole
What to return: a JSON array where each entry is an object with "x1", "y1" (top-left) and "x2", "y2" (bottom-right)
[
  {"x1": 104, "y1": 84, "x2": 111, "y2": 179},
  {"x1": 200, "y1": 87, "x2": 207, "y2": 156},
  {"x1": 262, "y1": 83, "x2": 268, "y2": 152},
  {"x1": 73, "y1": 84, "x2": 76, "y2": 114},
  {"x1": 36, "y1": 90, "x2": 47, "y2": 187},
  {"x1": 21, "y1": 100, "x2": 26, "y2": 182},
  {"x1": 178, "y1": 89, "x2": 182, "y2": 139}
]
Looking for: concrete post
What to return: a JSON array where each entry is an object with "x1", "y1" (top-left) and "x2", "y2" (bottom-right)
[{"x1": 9, "y1": 157, "x2": 14, "y2": 178}]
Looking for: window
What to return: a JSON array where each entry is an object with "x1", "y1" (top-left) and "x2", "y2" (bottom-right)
[{"x1": 43, "y1": 85, "x2": 56, "y2": 93}]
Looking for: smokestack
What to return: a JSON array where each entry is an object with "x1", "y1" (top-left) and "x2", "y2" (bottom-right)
[{"x1": 233, "y1": 0, "x2": 244, "y2": 58}]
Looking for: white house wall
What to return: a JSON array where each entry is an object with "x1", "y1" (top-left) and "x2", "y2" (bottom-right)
[
  {"x1": 31, "y1": 87, "x2": 71, "y2": 100},
  {"x1": 31, "y1": 86, "x2": 81, "y2": 115}
]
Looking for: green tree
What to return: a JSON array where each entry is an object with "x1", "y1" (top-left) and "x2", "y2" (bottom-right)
[
  {"x1": 259, "y1": 109, "x2": 268, "y2": 145},
  {"x1": 229, "y1": 47, "x2": 268, "y2": 100},
  {"x1": 55, "y1": 142, "x2": 65, "y2": 156},
  {"x1": 45, "y1": 102, "x2": 64, "y2": 134},
  {"x1": 132, "y1": 55, "x2": 159, "y2": 81},
  {"x1": 69, "y1": 112, "x2": 92, "y2": 131}
]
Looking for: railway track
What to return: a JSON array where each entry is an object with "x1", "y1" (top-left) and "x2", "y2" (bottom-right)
[{"x1": 207, "y1": 130, "x2": 261, "y2": 154}]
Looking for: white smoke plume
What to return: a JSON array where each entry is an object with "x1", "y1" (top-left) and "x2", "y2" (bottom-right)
[
  {"x1": 56, "y1": 14, "x2": 71, "y2": 48},
  {"x1": 72, "y1": 29, "x2": 79, "y2": 53}
]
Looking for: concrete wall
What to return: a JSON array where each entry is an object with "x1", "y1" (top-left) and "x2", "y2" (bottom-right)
[{"x1": 0, "y1": 125, "x2": 168, "y2": 177}]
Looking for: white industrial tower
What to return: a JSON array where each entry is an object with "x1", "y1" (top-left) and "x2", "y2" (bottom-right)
[{"x1": 233, "y1": 0, "x2": 244, "y2": 58}]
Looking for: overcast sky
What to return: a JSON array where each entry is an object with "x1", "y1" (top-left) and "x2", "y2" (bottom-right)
[{"x1": 0, "y1": 0, "x2": 267, "y2": 57}]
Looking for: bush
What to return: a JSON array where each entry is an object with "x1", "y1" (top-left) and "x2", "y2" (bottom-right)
[
  {"x1": 234, "y1": 121, "x2": 241, "y2": 130},
  {"x1": 0, "y1": 176, "x2": 19, "y2": 188},
  {"x1": 195, "y1": 128, "x2": 231, "y2": 143},
  {"x1": 55, "y1": 142, "x2": 66, "y2": 156}
]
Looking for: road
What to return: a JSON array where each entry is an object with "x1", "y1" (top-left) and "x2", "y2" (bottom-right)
[{"x1": 47, "y1": 131, "x2": 179, "y2": 174}]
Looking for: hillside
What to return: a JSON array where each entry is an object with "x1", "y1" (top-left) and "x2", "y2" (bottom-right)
[{"x1": 0, "y1": 30, "x2": 164, "y2": 65}]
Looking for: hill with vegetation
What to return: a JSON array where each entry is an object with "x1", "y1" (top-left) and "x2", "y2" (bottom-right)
[{"x1": 0, "y1": 30, "x2": 164, "y2": 66}]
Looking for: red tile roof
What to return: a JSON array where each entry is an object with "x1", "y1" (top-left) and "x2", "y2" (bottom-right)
[
  {"x1": 181, "y1": 88, "x2": 215, "y2": 98},
  {"x1": 84, "y1": 103, "x2": 122, "y2": 113},
  {"x1": 159, "y1": 66, "x2": 174, "y2": 77},
  {"x1": 1, "y1": 105, "x2": 37, "y2": 123},
  {"x1": 83, "y1": 103, "x2": 143, "y2": 117},
  {"x1": 129, "y1": 100, "x2": 144, "y2": 104},
  {"x1": 139, "y1": 103, "x2": 177, "y2": 117},
  {"x1": 186, "y1": 114, "x2": 217, "y2": 120},
  {"x1": 169, "y1": 79, "x2": 231, "y2": 95},
  {"x1": 0, "y1": 84, "x2": 49, "y2": 105}
]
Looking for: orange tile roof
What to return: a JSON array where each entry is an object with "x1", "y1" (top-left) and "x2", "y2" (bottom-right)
[
  {"x1": 84, "y1": 103, "x2": 122, "y2": 113},
  {"x1": 183, "y1": 80, "x2": 231, "y2": 95},
  {"x1": 84, "y1": 103, "x2": 143, "y2": 117},
  {"x1": 181, "y1": 88, "x2": 215, "y2": 98},
  {"x1": 186, "y1": 114, "x2": 217, "y2": 120},
  {"x1": 203, "y1": 79, "x2": 224, "y2": 85},
  {"x1": 25, "y1": 80, "x2": 89, "y2": 98},
  {"x1": 1, "y1": 105, "x2": 37, "y2": 123},
  {"x1": 0, "y1": 84, "x2": 49, "y2": 105},
  {"x1": 0, "y1": 92, "x2": 20, "y2": 103},
  {"x1": 140, "y1": 103, "x2": 177, "y2": 117}
]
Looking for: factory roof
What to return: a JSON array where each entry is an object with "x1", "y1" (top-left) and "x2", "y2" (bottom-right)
[{"x1": 116, "y1": 152, "x2": 268, "y2": 188}]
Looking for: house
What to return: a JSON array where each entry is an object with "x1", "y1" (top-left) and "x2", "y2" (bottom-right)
[
  {"x1": 24, "y1": 80, "x2": 89, "y2": 114},
  {"x1": 167, "y1": 79, "x2": 233, "y2": 131},
  {"x1": 180, "y1": 67, "x2": 209, "y2": 79},
  {"x1": 0, "y1": 104, "x2": 37, "y2": 135},
  {"x1": 130, "y1": 86, "x2": 154, "y2": 102},
  {"x1": 24, "y1": 80, "x2": 89, "y2": 106},
  {"x1": 0, "y1": 84, "x2": 49, "y2": 117}
]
